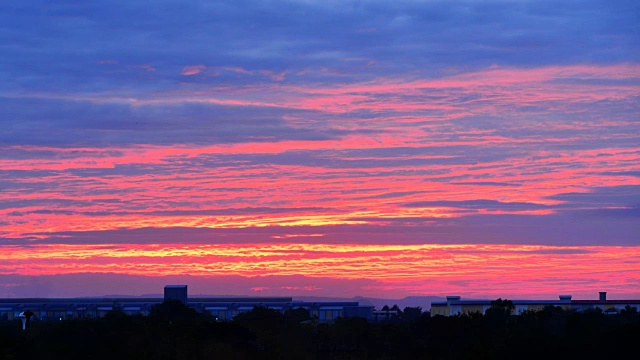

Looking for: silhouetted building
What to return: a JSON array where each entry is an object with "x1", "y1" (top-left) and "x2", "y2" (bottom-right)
[
  {"x1": 0, "y1": 285, "x2": 373, "y2": 323},
  {"x1": 431, "y1": 292, "x2": 640, "y2": 316},
  {"x1": 164, "y1": 285, "x2": 188, "y2": 304}
]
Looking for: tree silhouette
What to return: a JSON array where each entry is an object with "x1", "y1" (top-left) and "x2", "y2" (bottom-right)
[
  {"x1": 485, "y1": 298, "x2": 515, "y2": 330},
  {"x1": 2, "y1": 300, "x2": 639, "y2": 359},
  {"x1": 283, "y1": 307, "x2": 312, "y2": 324},
  {"x1": 486, "y1": 298, "x2": 515, "y2": 317},
  {"x1": 148, "y1": 299, "x2": 204, "y2": 325},
  {"x1": 402, "y1": 306, "x2": 423, "y2": 322},
  {"x1": 620, "y1": 305, "x2": 639, "y2": 317}
]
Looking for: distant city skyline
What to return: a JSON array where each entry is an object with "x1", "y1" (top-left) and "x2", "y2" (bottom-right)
[{"x1": 1, "y1": 0, "x2": 639, "y2": 299}]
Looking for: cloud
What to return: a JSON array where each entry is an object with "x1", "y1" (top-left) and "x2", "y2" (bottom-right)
[
  {"x1": 599, "y1": 171, "x2": 640, "y2": 178},
  {"x1": 1, "y1": 243, "x2": 638, "y2": 299},
  {"x1": 4, "y1": 205, "x2": 638, "y2": 246},
  {"x1": 452, "y1": 182, "x2": 522, "y2": 187},
  {"x1": 401, "y1": 199, "x2": 549, "y2": 211},
  {"x1": 181, "y1": 64, "x2": 207, "y2": 75},
  {"x1": 546, "y1": 185, "x2": 640, "y2": 209},
  {"x1": 0, "y1": 97, "x2": 352, "y2": 146},
  {"x1": 2, "y1": 0, "x2": 638, "y2": 97}
]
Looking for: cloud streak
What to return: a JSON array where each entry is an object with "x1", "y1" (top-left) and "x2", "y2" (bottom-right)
[{"x1": 1, "y1": 244, "x2": 638, "y2": 299}]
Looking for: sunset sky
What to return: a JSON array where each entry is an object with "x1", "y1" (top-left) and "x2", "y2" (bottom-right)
[{"x1": 1, "y1": 0, "x2": 639, "y2": 300}]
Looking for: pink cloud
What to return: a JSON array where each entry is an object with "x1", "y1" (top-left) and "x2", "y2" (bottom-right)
[
  {"x1": 181, "y1": 64, "x2": 207, "y2": 76},
  {"x1": 113, "y1": 63, "x2": 638, "y2": 119},
  {"x1": 1, "y1": 63, "x2": 638, "y2": 249}
]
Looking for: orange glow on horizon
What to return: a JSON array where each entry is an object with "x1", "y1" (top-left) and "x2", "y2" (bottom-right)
[{"x1": 1, "y1": 243, "x2": 638, "y2": 299}]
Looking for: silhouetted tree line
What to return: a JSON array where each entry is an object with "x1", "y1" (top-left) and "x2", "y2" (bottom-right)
[{"x1": 1, "y1": 299, "x2": 639, "y2": 359}]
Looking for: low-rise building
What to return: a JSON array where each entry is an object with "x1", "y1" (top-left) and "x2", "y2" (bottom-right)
[
  {"x1": 0, "y1": 285, "x2": 373, "y2": 322},
  {"x1": 431, "y1": 292, "x2": 640, "y2": 317}
]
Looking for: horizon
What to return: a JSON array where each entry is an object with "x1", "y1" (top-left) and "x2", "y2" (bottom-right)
[
  {"x1": 1, "y1": 0, "x2": 639, "y2": 299},
  {"x1": 5, "y1": 287, "x2": 637, "y2": 302},
  {"x1": 4, "y1": 289, "x2": 638, "y2": 303}
]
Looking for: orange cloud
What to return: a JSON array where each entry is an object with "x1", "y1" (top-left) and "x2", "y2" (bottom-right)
[{"x1": 1, "y1": 244, "x2": 638, "y2": 298}]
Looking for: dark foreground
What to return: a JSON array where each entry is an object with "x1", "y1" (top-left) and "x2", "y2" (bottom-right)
[{"x1": 2, "y1": 302, "x2": 639, "y2": 360}]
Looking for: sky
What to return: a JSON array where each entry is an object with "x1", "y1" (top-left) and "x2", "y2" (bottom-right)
[{"x1": 1, "y1": 0, "x2": 639, "y2": 301}]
